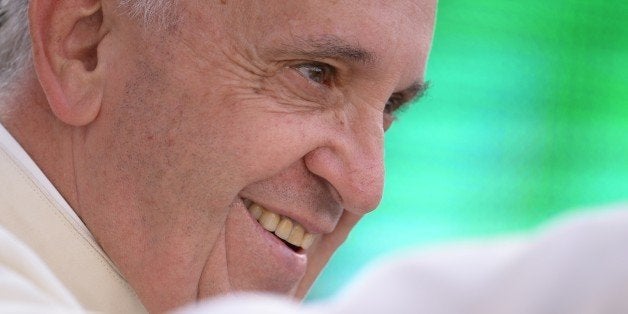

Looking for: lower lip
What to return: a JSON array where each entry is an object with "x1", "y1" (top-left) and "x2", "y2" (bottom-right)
[{"x1": 237, "y1": 198, "x2": 307, "y2": 274}]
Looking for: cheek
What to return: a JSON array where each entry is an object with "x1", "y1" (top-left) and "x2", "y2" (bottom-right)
[
  {"x1": 108, "y1": 47, "x2": 328, "y2": 198},
  {"x1": 200, "y1": 90, "x2": 329, "y2": 186},
  {"x1": 215, "y1": 110, "x2": 314, "y2": 180},
  {"x1": 96, "y1": 59, "x2": 243, "y2": 214}
]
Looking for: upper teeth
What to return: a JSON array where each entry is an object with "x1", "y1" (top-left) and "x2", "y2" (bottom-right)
[{"x1": 248, "y1": 203, "x2": 316, "y2": 250}]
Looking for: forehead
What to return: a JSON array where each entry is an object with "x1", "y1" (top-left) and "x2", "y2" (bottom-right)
[{"x1": 183, "y1": 0, "x2": 435, "y2": 86}]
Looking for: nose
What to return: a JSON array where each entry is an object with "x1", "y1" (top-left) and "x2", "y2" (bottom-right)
[{"x1": 303, "y1": 112, "x2": 385, "y2": 215}]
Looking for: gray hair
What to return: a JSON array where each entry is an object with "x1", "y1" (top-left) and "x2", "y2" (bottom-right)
[
  {"x1": 0, "y1": 0, "x2": 173, "y2": 92},
  {"x1": 0, "y1": 0, "x2": 30, "y2": 91}
]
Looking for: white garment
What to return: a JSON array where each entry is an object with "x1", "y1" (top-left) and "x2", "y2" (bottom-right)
[
  {"x1": 0, "y1": 225, "x2": 84, "y2": 313},
  {"x1": 0, "y1": 124, "x2": 146, "y2": 313},
  {"x1": 180, "y1": 207, "x2": 628, "y2": 314}
]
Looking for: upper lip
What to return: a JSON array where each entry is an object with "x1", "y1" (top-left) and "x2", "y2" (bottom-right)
[{"x1": 239, "y1": 195, "x2": 336, "y2": 235}]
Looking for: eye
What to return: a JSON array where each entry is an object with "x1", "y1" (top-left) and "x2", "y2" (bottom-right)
[
  {"x1": 384, "y1": 93, "x2": 404, "y2": 115},
  {"x1": 384, "y1": 98, "x2": 395, "y2": 114},
  {"x1": 292, "y1": 62, "x2": 335, "y2": 86},
  {"x1": 383, "y1": 93, "x2": 409, "y2": 130}
]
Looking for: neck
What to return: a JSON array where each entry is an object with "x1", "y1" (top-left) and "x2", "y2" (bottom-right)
[{"x1": 0, "y1": 76, "x2": 82, "y2": 215}]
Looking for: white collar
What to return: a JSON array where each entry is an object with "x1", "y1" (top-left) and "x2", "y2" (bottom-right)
[{"x1": 0, "y1": 122, "x2": 96, "y2": 244}]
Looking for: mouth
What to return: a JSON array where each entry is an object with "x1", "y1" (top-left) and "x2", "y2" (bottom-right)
[{"x1": 243, "y1": 199, "x2": 317, "y2": 253}]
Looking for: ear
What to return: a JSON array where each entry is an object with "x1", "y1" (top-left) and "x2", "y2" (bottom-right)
[{"x1": 29, "y1": 0, "x2": 106, "y2": 126}]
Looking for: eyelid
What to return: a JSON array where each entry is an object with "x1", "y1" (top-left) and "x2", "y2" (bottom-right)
[
  {"x1": 280, "y1": 63, "x2": 340, "y2": 107},
  {"x1": 385, "y1": 81, "x2": 429, "y2": 116},
  {"x1": 290, "y1": 61, "x2": 337, "y2": 87},
  {"x1": 385, "y1": 93, "x2": 407, "y2": 114}
]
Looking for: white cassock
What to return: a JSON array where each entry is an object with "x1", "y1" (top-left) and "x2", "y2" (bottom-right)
[{"x1": 2, "y1": 122, "x2": 628, "y2": 313}]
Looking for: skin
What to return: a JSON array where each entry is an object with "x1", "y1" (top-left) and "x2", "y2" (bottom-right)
[{"x1": 0, "y1": 0, "x2": 435, "y2": 312}]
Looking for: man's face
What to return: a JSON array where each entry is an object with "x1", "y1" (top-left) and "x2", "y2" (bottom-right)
[{"x1": 77, "y1": 0, "x2": 435, "y2": 311}]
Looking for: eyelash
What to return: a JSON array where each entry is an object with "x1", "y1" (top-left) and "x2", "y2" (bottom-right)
[{"x1": 384, "y1": 93, "x2": 406, "y2": 115}]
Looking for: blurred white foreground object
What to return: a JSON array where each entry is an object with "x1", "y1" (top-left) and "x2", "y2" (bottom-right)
[{"x1": 178, "y1": 206, "x2": 628, "y2": 314}]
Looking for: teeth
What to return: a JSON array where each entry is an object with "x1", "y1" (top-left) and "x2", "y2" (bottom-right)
[
  {"x1": 246, "y1": 201, "x2": 317, "y2": 250},
  {"x1": 249, "y1": 203, "x2": 264, "y2": 220},
  {"x1": 287, "y1": 224, "x2": 304, "y2": 246},
  {"x1": 258, "y1": 211, "x2": 280, "y2": 232},
  {"x1": 301, "y1": 233, "x2": 315, "y2": 250},
  {"x1": 275, "y1": 218, "x2": 293, "y2": 240}
]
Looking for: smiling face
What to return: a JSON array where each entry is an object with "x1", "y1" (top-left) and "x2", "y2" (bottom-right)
[{"x1": 72, "y1": 0, "x2": 435, "y2": 311}]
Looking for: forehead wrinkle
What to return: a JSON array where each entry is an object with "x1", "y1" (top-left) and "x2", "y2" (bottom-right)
[{"x1": 275, "y1": 34, "x2": 377, "y2": 66}]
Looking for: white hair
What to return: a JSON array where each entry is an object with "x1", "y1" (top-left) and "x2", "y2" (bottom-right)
[
  {"x1": 0, "y1": 0, "x2": 174, "y2": 93},
  {"x1": 0, "y1": 0, "x2": 30, "y2": 92}
]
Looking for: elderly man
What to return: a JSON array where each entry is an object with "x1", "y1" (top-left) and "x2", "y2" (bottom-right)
[{"x1": 0, "y1": 0, "x2": 436, "y2": 312}]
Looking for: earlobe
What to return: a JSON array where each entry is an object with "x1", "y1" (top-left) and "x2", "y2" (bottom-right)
[{"x1": 29, "y1": 0, "x2": 105, "y2": 126}]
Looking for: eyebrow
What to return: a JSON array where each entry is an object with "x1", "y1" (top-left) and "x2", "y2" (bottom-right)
[{"x1": 276, "y1": 34, "x2": 376, "y2": 65}]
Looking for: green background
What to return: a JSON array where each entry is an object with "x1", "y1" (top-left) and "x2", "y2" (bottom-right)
[{"x1": 309, "y1": 0, "x2": 628, "y2": 300}]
